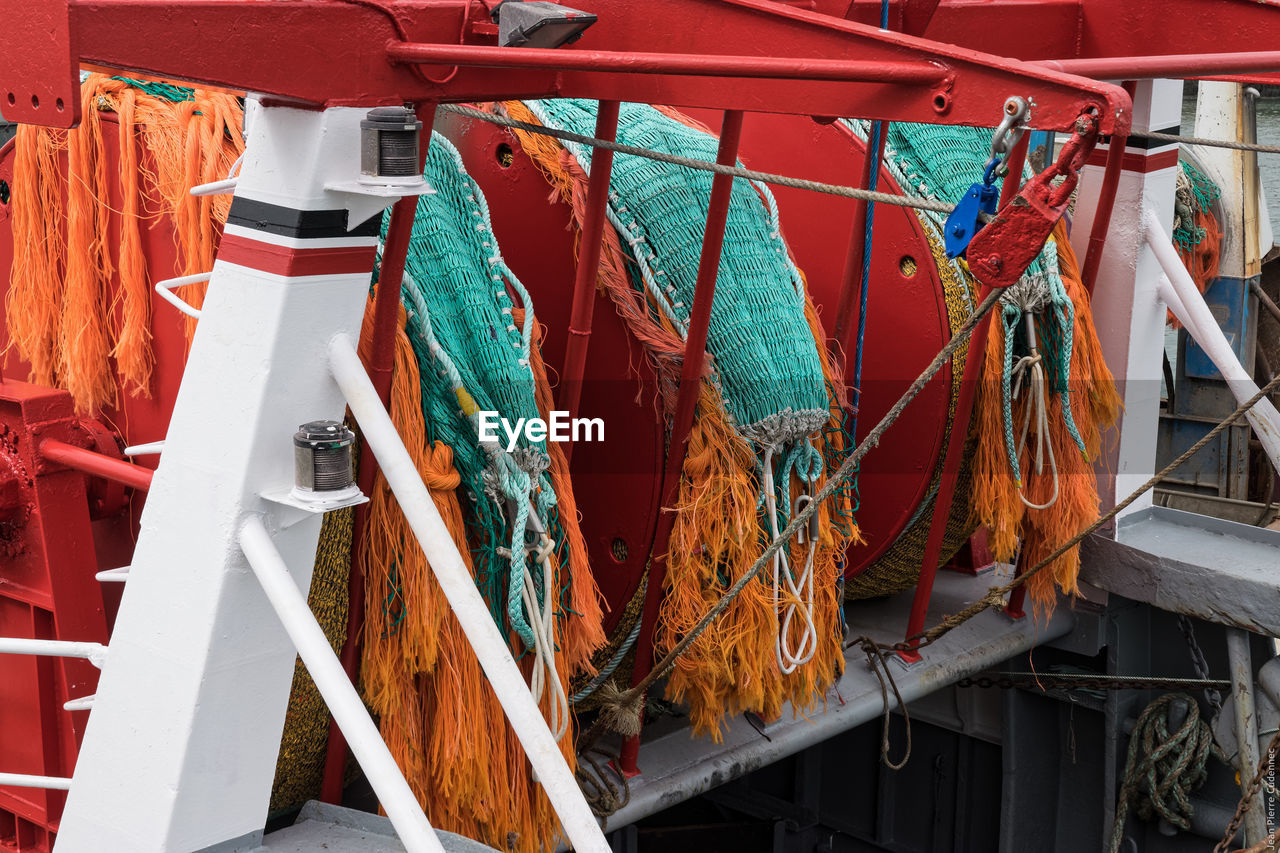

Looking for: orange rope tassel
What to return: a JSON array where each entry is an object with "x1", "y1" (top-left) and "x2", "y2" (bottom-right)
[
  {"x1": 4, "y1": 75, "x2": 245, "y2": 412},
  {"x1": 59, "y1": 80, "x2": 117, "y2": 414},
  {"x1": 972, "y1": 224, "x2": 1121, "y2": 616},
  {"x1": 358, "y1": 296, "x2": 602, "y2": 852},
  {"x1": 112, "y1": 86, "x2": 154, "y2": 398}
]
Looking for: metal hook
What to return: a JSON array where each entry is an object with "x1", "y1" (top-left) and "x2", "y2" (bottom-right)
[{"x1": 989, "y1": 96, "x2": 1030, "y2": 165}]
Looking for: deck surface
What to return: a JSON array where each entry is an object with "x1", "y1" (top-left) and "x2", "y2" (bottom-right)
[
  {"x1": 260, "y1": 569, "x2": 1074, "y2": 852},
  {"x1": 604, "y1": 566, "x2": 1073, "y2": 831}
]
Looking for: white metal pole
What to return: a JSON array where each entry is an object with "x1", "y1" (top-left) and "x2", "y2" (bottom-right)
[
  {"x1": 238, "y1": 517, "x2": 445, "y2": 853},
  {"x1": 1225, "y1": 628, "x2": 1268, "y2": 846},
  {"x1": 0, "y1": 638, "x2": 107, "y2": 668},
  {"x1": 0, "y1": 773, "x2": 73, "y2": 790},
  {"x1": 1144, "y1": 207, "x2": 1280, "y2": 472},
  {"x1": 328, "y1": 333, "x2": 609, "y2": 853}
]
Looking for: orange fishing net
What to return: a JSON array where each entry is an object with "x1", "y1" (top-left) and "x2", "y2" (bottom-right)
[{"x1": 6, "y1": 73, "x2": 243, "y2": 414}]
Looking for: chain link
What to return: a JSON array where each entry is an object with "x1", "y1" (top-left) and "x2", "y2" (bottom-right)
[
  {"x1": 958, "y1": 672, "x2": 1232, "y2": 693},
  {"x1": 1177, "y1": 614, "x2": 1224, "y2": 715}
]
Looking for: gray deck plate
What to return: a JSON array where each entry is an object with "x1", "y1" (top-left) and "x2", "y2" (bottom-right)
[
  {"x1": 259, "y1": 801, "x2": 499, "y2": 852},
  {"x1": 1082, "y1": 505, "x2": 1280, "y2": 636}
]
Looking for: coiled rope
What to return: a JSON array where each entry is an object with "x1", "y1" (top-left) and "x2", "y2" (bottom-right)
[{"x1": 1108, "y1": 693, "x2": 1225, "y2": 853}]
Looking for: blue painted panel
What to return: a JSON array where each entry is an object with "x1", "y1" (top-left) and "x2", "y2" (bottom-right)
[
  {"x1": 1027, "y1": 131, "x2": 1055, "y2": 172},
  {"x1": 1184, "y1": 275, "x2": 1254, "y2": 379}
]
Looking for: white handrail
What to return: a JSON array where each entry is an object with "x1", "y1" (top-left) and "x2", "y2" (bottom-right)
[
  {"x1": 190, "y1": 153, "x2": 244, "y2": 197},
  {"x1": 1143, "y1": 207, "x2": 1280, "y2": 473},
  {"x1": 95, "y1": 567, "x2": 130, "y2": 583},
  {"x1": 0, "y1": 638, "x2": 107, "y2": 668},
  {"x1": 189, "y1": 177, "x2": 238, "y2": 197},
  {"x1": 0, "y1": 773, "x2": 73, "y2": 790},
  {"x1": 238, "y1": 517, "x2": 444, "y2": 853},
  {"x1": 155, "y1": 273, "x2": 210, "y2": 319},
  {"x1": 123, "y1": 440, "x2": 165, "y2": 457},
  {"x1": 328, "y1": 333, "x2": 609, "y2": 853}
]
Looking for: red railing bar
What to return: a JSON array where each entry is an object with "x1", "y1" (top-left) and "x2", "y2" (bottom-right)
[
  {"x1": 898, "y1": 293, "x2": 996, "y2": 663},
  {"x1": 1080, "y1": 81, "x2": 1136, "y2": 296},
  {"x1": 998, "y1": 132, "x2": 1030, "y2": 210},
  {"x1": 387, "y1": 43, "x2": 946, "y2": 84},
  {"x1": 39, "y1": 439, "x2": 152, "y2": 492},
  {"x1": 833, "y1": 121, "x2": 889, "y2": 368},
  {"x1": 898, "y1": 128, "x2": 1032, "y2": 659},
  {"x1": 321, "y1": 102, "x2": 436, "y2": 805},
  {"x1": 620, "y1": 109, "x2": 746, "y2": 776},
  {"x1": 1036, "y1": 51, "x2": 1280, "y2": 80},
  {"x1": 558, "y1": 100, "x2": 621, "y2": 465},
  {"x1": 1004, "y1": 549, "x2": 1029, "y2": 620}
]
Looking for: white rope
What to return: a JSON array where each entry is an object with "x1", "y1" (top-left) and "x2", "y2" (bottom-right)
[
  {"x1": 521, "y1": 533, "x2": 570, "y2": 742},
  {"x1": 1011, "y1": 315, "x2": 1059, "y2": 511},
  {"x1": 762, "y1": 448, "x2": 817, "y2": 674}
]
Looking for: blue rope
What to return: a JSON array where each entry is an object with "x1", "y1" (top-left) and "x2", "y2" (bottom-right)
[{"x1": 846, "y1": 0, "x2": 891, "y2": 500}]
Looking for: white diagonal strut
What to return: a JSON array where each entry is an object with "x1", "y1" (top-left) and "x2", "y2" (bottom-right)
[{"x1": 329, "y1": 334, "x2": 610, "y2": 853}]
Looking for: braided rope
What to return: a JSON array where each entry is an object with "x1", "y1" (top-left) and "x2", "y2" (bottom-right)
[{"x1": 441, "y1": 103, "x2": 958, "y2": 214}]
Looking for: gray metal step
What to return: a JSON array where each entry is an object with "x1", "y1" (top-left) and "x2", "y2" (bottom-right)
[
  {"x1": 1081, "y1": 504, "x2": 1280, "y2": 635},
  {"x1": 257, "y1": 801, "x2": 500, "y2": 853}
]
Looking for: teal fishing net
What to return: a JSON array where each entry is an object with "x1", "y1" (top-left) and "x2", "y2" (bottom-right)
[
  {"x1": 387, "y1": 131, "x2": 566, "y2": 649},
  {"x1": 840, "y1": 119, "x2": 1084, "y2": 484},
  {"x1": 1173, "y1": 157, "x2": 1221, "y2": 250},
  {"x1": 522, "y1": 100, "x2": 830, "y2": 450}
]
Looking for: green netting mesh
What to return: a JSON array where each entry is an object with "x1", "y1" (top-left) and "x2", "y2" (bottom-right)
[
  {"x1": 1173, "y1": 157, "x2": 1222, "y2": 250},
  {"x1": 110, "y1": 76, "x2": 196, "y2": 102},
  {"x1": 389, "y1": 131, "x2": 564, "y2": 646},
  {"x1": 524, "y1": 100, "x2": 829, "y2": 444}
]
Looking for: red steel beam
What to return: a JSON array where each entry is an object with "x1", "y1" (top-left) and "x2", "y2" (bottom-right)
[
  {"x1": 387, "y1": 43, "x2": 948, "y2": 84},
  {"x1": 558, "y1": 99, "x2": 621, "y2": 465},
  {"x1": 39, "y1": 439, "x2": 153, "y2": 492},
  {"x1": 898, "y1": 295, "x2": 994, "y2": 663},
  {"x1": 847, "y1": 0, "x2": 1280, "y2": 69},
  {"x1": 3, "y1": 0, "x2": 1130, "y2": 136},
  {"x1": 621, "y1": 110, "x2": 746, "y2": 775},
  {"x1": 1079, "y1": 81, "x2": 1135, "y2": 296}
]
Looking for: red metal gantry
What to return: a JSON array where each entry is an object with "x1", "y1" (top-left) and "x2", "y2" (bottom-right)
[{"x1": 6, "y1": 0, "x2": 1280, "y2": 836}]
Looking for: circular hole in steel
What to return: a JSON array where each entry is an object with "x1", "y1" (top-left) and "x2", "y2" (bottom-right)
[
  {"x1": 495, "y1": 142, "x2": 514, "y2": 168},
  {"x1": 610, "y1": 537, "x2": 629, "y2": 563},
  {"x1": 6, "y1": 92, "x2": 15, "y2": 107},
  {"x1": 30, "y1": 94, "x2": 39, "y2": 109},
  {"x1": 899, "y1": 255, "x2": 918, "y2": 278},
  {"x1": 932, "y1": 92, "x2": 951, "y2": 114},
  {"x1": 56, "y1": 97, "x2": 65, "y2": 112},
  {"x1": 0, "y1": 180, "x2": 9, "y2": 206}
]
